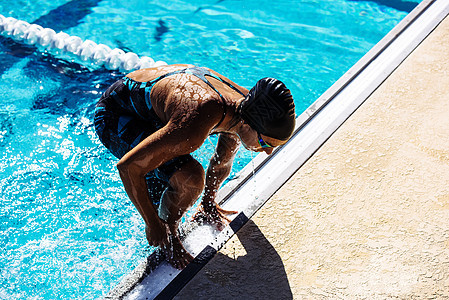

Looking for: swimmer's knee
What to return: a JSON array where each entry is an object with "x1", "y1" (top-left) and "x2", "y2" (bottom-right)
[
  {"x1": 185, "y1": 160, "x2": 206, "y2": 190},
  {"x1": 170, "y1": 159, "x2": 205, "y2": 195}
]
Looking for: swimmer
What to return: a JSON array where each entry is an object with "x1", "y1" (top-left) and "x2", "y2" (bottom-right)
[{"x1": 94, "y1": 64, "x2": 295, "y2": 269}]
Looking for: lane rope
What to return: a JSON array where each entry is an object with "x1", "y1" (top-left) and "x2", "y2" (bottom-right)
[{"x1": 0, "y1": 14, "x2": 167, "y2": 71}]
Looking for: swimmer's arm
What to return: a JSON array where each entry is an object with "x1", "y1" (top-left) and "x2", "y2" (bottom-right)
[
  {"x1": 202, "y1": 133, "x2": 240, "y2": 205},
  {"x1": 194, "y1": 133, "x2": 239, "y2": 229},
  {"x1": 116, "y1": 120, "x2": 210, "y2": 246}
]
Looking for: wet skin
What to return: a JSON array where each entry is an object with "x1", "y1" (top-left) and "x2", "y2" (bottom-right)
[{"x1": 115, "y1": 64, "x2": 287, "y2": 269}]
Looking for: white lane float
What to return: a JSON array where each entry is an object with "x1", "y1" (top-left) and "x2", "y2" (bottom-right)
[{"x1": 0, "y1": 14, "x2": 166, "y2": 71}]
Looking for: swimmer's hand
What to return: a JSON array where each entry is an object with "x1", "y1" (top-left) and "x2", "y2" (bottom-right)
[
  {"x1": 148, "y1": 222, "x2": 194, "y2": 269},
  {"x1": 193, "y1": 201, "x2": 238, "y2": 231},
  {"x1": 145, "y1": 218, "x2": 170, "y2": 248},
  {"x1": 162, "y1": 233, "x2": 194, "y2": 269}
]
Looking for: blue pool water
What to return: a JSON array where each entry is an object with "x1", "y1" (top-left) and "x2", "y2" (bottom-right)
[{"x1": 0, "y1": 0, "x2": 420, "y2": 298}]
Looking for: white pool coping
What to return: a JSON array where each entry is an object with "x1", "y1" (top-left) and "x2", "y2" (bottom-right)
[{"x1": 105, "y1": 0, "x2": 449, "y2": 299}]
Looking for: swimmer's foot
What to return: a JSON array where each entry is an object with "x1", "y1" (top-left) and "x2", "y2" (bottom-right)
[
  {"x1": 162, "y1": 228, "x2": 194, "y2": 269},
  {"x1": 193, "y1": 201, "x2": 237, "y2": 231}
]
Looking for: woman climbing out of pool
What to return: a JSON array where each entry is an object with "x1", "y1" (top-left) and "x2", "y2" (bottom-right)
[{"x1": 94, "y1": 64, "x2": 296, "y2": 269}]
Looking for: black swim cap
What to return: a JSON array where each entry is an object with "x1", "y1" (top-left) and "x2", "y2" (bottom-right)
[{"x1": 238, "y1": 78, "x2": 295, "y2": 141}]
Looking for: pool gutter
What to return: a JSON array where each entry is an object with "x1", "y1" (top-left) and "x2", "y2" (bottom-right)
[{"x1": 106, "y1": 0, "x2": 449, "y2": 299}]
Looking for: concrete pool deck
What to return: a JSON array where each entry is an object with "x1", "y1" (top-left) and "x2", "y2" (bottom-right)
[{"x1": 175, "y1": 14, "x2": 449, "y2": 300}]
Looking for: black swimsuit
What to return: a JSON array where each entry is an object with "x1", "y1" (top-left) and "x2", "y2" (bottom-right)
[{"x1": 94, "y1": 67, "x2": 245, "y2": 204}]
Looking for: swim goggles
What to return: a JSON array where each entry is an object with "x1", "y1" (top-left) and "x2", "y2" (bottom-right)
[{"x1": 257, "y1": 132, "x2": 274, "y2": 149}]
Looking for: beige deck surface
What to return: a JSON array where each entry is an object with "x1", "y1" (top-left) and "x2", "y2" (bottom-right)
[{"x1": 176, "y1": 16, "x2": 449, "y2": 299}]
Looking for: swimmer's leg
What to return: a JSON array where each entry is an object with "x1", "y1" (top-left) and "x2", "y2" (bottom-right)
[{"x1": 159, "y1": 158, "x2": 205, "y2": 269}]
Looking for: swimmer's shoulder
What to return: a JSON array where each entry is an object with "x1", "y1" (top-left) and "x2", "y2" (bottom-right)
[{"x1": 126, "y1": 64, "x2": 196, "y2": 82}]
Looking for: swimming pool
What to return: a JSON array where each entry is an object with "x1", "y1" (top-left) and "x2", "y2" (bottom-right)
[{"x1": 0, "y1": 0, "x2": 419, "y2": 298}]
